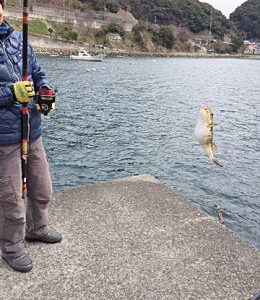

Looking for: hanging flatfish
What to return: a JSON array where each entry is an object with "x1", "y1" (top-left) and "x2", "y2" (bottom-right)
[{"x1": 194, "y1": 106, "x2": 223, "y2": 167}]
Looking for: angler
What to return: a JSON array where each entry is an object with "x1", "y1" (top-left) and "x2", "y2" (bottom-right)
[{"x1": 0, "y1": 0, "x2": 61, "y2": 273}]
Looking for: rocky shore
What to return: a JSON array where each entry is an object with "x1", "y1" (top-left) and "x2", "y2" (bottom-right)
[
  {"x1": 34, "y1": 46, "x2": 259, "y2": 59},
  {"x1": 8, "y1": 31, "x2": 249, "y2": 59},
  {"x1": 29, "y1": 33, "x2": 259, "y2": 59}
]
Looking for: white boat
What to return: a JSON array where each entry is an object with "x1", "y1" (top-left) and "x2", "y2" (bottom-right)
[{"x1": 70, "y1": 49, "x2": 105, "y2": 62}]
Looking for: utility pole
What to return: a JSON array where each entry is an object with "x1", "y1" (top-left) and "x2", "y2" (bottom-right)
[
  {"x1": 63, "y1": 0, "x2": 65, "y2": 18},
  {"x1": 208, "y1": 7, "x2": 213, "y2": 46}
]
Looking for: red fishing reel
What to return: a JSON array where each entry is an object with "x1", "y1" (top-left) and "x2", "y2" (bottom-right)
[{"x1": 36, "y1": 86, "x2": 56, "y2": 115}]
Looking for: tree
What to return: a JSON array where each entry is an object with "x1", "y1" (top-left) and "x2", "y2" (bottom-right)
[
  {"x1": 106, "y1": 23, "x2": 125, "y2": 37},
  {"x1": 153, "y1": 26, "x2": 175, "y2": 49},
  {"x1": 106, "y1": 2, "x2": 120, "y2": 13},
  {"x1": 230, "y1": 0, "x2": 260, "y2": 39},
  {"x1": 231, "y1": 36, "x2": 243, "y2": 52}
]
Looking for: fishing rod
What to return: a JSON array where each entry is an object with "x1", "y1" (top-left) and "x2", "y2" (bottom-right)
[{"x1": 21, "y1": 0, "x2": 29, "y2": 198}]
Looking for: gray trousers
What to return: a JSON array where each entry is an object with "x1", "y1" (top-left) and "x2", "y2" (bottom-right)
[{"x1": 0, "y1": 137, "x2": 52, "y2": 258}]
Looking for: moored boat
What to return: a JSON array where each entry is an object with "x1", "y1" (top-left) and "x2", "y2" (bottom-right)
[{"x1": 70, "y1": 49, "x2": 105, "y2": 62}]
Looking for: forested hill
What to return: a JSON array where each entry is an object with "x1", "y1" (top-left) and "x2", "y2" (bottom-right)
[
  {"x1": 80, "y1": 0, "x2": 232, "y2": 38},
  {"x1": 6, "y1": 0, "x2": 244, "y2": 54},
  {"x1": 230, "y1": 0, "x2": 260, "y2": 39}
]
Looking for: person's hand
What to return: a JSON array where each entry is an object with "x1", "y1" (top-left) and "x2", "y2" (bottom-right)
[
  {"x1": 12, "y1": 81, "x2": 35, "y2": 103},
  {"x1": 36, "y1": 85, "x2": 56, "y2": 116}
]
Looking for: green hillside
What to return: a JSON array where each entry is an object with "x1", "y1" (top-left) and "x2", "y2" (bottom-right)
[
  {"x1": 80, "y1": 0, "x2": 232, "y2": 39},
  {"x1": 6, "y1": 0, "x2": 244, "y2": 54},
  {"x1": 230, "y1": 0, "x2": 260, "y2": 39}
]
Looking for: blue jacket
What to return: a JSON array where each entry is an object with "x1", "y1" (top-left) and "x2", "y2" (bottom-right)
[{"x1": 0, "y1": 21, "x2": 48, "y2": 145}]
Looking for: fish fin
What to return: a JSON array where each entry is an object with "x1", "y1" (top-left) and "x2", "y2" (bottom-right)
[
  {"x1": 203, "y1": 144, "x2": 211, "y2": 153},
  {"x1": 212, "y1": 143, "x2": 217, "y2": 150},
  {"x1": 203, "y1": 145, "x2": 222, "y2": 167},
  {"x1": 203, "y1": 145, "x2": 214, "y2": 159}
]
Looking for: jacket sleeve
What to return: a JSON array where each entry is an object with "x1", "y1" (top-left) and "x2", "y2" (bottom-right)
[
  {"x1": 30, "y1": 45, "x2": 49, "y2": 91},
  {"x1": 0, "y1": 84, "x2": 15, "y2": 107}
]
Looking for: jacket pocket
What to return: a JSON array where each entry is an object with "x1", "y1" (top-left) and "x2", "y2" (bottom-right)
[{"x1": 0, "y1": 177, "x2": 13, "y2": 199}]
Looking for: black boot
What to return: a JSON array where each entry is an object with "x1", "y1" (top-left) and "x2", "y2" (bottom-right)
[
  {"x1": 26, "y1": 230, "x2": 62, "y2": 243},
  {"x1": 2, "y1": 253, "x2": 33, "y2": 273}
]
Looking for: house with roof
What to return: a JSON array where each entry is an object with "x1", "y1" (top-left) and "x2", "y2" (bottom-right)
[{"x1": 243, "y1": 40, "x2": 260, "y2": 54}]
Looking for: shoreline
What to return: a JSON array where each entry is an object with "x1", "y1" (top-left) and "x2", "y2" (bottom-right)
[
  {"x1": 25, "y1": 33, "x2": 260, "y2": 60},
  {"x1": 34, "y1": 47, "x2": 260, "y2": 59}
]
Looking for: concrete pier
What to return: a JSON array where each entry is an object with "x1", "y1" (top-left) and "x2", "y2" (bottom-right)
[{"x1": 0, "y1": 175, "x2": 259, "y2": 300}]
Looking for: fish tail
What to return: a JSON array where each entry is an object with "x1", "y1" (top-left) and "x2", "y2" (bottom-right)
[
  {"x1": 212, "y1": 157, "x2": 223, "y2": 167},
  {"x1": 203, "y1": 144, "x2": 223, "y2": 167},
  {"x1": 203, "y1": 144, "x2": 214, "y2": 159}
]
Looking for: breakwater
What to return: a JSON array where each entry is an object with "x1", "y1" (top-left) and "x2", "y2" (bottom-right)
[{"x1": 0, "y1": 176, "x2": 259, "y2": 299}]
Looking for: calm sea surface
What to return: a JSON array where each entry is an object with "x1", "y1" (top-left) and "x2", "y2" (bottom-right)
[{"x1": 38, "y1": 55, "x2": 260, "y2": 249}]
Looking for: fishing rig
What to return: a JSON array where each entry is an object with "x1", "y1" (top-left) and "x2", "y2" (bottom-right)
[
  {"x1": 21, "y1": 0, "x2": 29, "y2": 198},
  {"x1": 200, "y1": 82, "x2": 225, "y2": 224}
]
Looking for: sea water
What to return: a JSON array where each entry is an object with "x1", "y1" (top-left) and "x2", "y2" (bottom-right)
[{"x1": 39, "y1": 56, "x2": 260, "y2": 248}]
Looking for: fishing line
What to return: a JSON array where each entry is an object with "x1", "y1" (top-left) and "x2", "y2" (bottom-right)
[
  {"x1": 201, "y1": 74, "x2": 225, "y2": 224},
  {"x1": 252, "y1": 88, "x2": 259, "y2": 246},
  {"x1": 212, "y1": 108, "x2": 224, "y2": 224},
  {"x1": 203, "y1": 78, "x2": 209, "y2": 107},
  {"x1": 213, "y1": 166, "x2": 224, "y2": 224}
]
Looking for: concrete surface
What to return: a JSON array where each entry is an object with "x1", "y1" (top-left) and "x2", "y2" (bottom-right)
[{"x1": 0, "y1": 175, "x2": 259, "y2": 300}]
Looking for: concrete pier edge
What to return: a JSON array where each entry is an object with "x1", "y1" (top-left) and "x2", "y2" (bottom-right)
[{"x1": 0, "y1": 175, "x2": 259, "y2": 300}]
